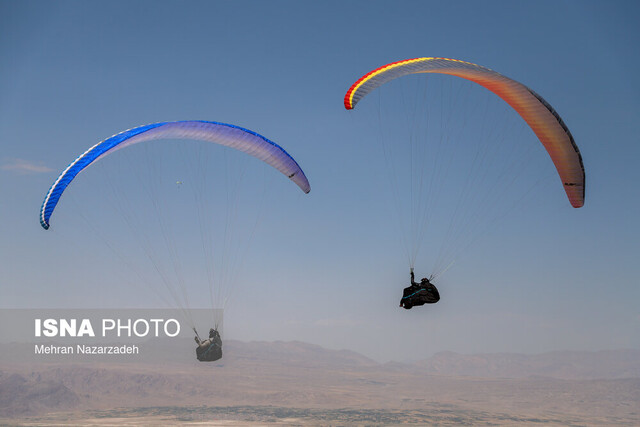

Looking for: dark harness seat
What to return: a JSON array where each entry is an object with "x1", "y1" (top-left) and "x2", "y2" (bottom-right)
[{"x1": 400, "y1": 282, "x2": 440, "y2": 309}]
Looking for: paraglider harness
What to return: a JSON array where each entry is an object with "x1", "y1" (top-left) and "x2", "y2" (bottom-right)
[
  {"x1": 400, "y1": 269, "x2": 440, "y2": 309},
  {"x1": 194, "y1": 327, "x2": 223, "y2": 362}
]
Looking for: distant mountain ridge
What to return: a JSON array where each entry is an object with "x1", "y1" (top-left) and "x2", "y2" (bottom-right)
[
  {"x1": 0, "y1": 373, "x2": 79, "y2": 417},
  {"x1": 0, "y1": 342, "x2": 638, "y2": 421},
  {"x1": 224, "y1": 340, "x2": 378, "y2": 368},
  {"x1": 2, "y1": 340, "x2": 638, "y2": 380},
  {"x1": 416, "y1": 349, "x2": 640, "y2": 379},
  {"x1": 222, "y1": 342, "x2": 640, "y2": 380}
]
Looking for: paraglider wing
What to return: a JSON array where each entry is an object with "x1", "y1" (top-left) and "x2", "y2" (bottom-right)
[
  {"x1": 344, "y1": 57, "x2": 585, "y2": 208},
  {"x1": 40, "y1": 120, "x2": 310, "y2": 229}
]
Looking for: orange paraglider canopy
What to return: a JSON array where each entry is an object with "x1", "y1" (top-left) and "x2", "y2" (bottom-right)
[{"x1": 345, "y1": 57, "x2": 584, "y2": 208}]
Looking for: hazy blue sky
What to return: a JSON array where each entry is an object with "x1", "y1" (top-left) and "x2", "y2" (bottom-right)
[{"x1": 1, "y1": 0, "x2": 638, "y2": 362}]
